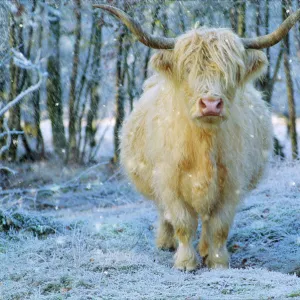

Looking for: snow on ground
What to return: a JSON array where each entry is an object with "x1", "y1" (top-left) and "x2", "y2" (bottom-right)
[
  {"x1": 272, "y1": 116, "x2": 300, "y2": 159},
  {"x1": 38, "y1": 115, "x2": 300, "y2": 161},
  {"x1": 39, "y1": 117, "x2": 115, "y2": 159},
  {"x1": 0, "y1": 160, "x2": 300, "y2": 299}
]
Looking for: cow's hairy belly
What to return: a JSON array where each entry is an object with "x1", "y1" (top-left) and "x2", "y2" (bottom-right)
[{"x1": 125, "y1": 154, "x2": 238, "y2": 217}]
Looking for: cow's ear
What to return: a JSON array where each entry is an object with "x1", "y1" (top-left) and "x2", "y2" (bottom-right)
[
  {"x1": 244, "y1": 49, "x2": 268, "y2": 82},
  {"x1": 150, "y1": 50, "x2": 174, "y2": 75}
]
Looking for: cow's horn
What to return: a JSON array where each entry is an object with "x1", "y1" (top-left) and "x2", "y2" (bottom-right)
[
  {"x1": 242, "y1": 9, "x2": 300, "y2": 49},
  {"x1": 93, "y1": 4, "x2": 176, "y2": 49}
]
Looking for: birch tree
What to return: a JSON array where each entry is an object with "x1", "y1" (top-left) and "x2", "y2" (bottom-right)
[
  {"x1": 282, "y1": 0, "x2": 298, "y2": 159},
  {"x1": 46, "y1": 1, "x2": 67, "y2": 158},
  {"x1": 0, "y1": 3, "x2": 9, "y2": 155},
  {"x1": 7, "y1": 9, "x2": 21, "y2": 161},
  {"x1": 67, "y1": 0, "x2": 82, "y2": 163},
  {"x1": 113, "y1": 28, "x2": 126, "y2": 163}
]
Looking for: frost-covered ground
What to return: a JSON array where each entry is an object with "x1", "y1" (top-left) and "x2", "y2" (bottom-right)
[{"x1": 0, "y1": 160, "x2": 300, "y2": 300}]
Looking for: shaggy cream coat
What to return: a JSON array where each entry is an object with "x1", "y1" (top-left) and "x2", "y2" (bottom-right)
[{"x1": 120, "y1": 28, "x2": 273, "y2": 270}]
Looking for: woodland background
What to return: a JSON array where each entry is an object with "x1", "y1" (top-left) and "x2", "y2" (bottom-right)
[
  {"x1": 1, "y1": 1, "x2": 300, "y2": 299},
  {"x1": 0, "y1": 0, "x2": 300, "y2": 168}
]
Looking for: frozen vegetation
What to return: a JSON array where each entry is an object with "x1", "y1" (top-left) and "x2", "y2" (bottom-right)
[
  {"x1": 0, "y1": 160, "x2": 299, "y2": 299},
  {"x1": 1, "y1": 1, "x2": 300, "y2": 299}
]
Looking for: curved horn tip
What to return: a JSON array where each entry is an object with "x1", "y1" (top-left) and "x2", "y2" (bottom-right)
[
  {"x1": 92, "y1": 4, "x2": 108, "y2": 8},
  {"x1": 242, "y1": 9, "x2": 300, "y2": 49}
]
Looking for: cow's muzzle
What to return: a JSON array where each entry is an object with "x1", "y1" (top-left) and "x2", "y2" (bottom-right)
[{"x1": 199, "y1": 97, "x2": 223, "y2": 117}]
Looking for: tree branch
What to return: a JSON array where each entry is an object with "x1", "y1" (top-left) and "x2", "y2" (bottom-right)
[{"x1": 0, "y1": 71, "x2": 44, "y2": 118}]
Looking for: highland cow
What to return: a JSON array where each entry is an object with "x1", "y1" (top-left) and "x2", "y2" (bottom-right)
[{"x1": 95, "y1": 5, "x2": 300, "y2": 270}]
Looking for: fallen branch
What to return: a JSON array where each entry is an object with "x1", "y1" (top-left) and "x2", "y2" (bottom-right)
[{"x1": 0, "y1": 161, "x2": 110, "y2": 199}]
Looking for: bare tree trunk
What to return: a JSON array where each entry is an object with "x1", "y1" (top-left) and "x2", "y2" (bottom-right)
[
  {"x1": 257, "y1": 0, "x2": 283, "y2": 104},
  {"x1": 229, "y1": 2, "x2": 237, "y2": 33},
  {"x1": 161, "y1": 10, "x2": 169, "y2": 36},
  {"x1": 83, "y1": 12, "x2": 103, "y2": 163},
  {"x1": 75, "y1": 25, "x2": 95, "y2": 162},
  {"x1": 127, "y1": 55, "x2": 136, "y2": 113},
  {"x1": 255, "y1": 0, "x2": 263, "y2": 91},
  {"x1": 16, "y1": 9, "x2": 36, "y2": 161},
  {"x1": 0, "y1": 3, "x2": 8, "y2": 95},
  {"x1": 16, "y1": 10, "x2": 26, "y2": 96},
  {"x1": 143, "y1": 5, "x2": 160, "y2": 81},
  {"x1": 33, "y1": 0, "x2": 45, "y2": 157},
  {"x1": 16, "y1": 0, "x2": 42, "y2": 161},
  {"x1": 253, "y1": 0, "x2": 284, "y2": 158},
  {"x1": 265, "y1": 0, "x2": 271, "y2": 78},
  {"x1": 46, "y1": 1, "x2": 67, "y2": 158},
  {"x1": 265, "y1": 46, "x2": 283, "y2": 103},
  {"x1": 75, "y1": 10, "x2": 97, "y2": 159},
  {"x1": 294, "y1": 0, "x2": 300, "y2": 58},
  {"x1": 67, "y1": 0, "x2": 81, "y2": 163},
  {"x1": 5, "y1": 2, "x2": 38, "y2": 161},
  {"x1": 255, "y1": 0, "x2": 261, "y2": 36},
  {"x1": 179, "y1": 5, "x2": 186, "y2": 32},
  {"x1": 282, "y1": 0, "x2": 298, "y2": 159},
  {"x1": 7, "y1": 13, "x2": 21, "y2": 161},
  {"x1": 258, "y1": 0, "x2": 271, "y2": 97},
  {"x1": 0, "y1": 3, "x2": 9, "y2": 155},
  {"x1": 113, "y1": 28, "x2": 126, "y2": 163},
  {"x1": 237, "y1": 0, "x2": 246, "y2": 37}
]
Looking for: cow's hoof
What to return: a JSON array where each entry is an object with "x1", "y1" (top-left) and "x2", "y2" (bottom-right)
[
  {"x1": 206, "y1": 257, "x2": 229, "y2": 269},
  {"x1": 174, "y1": 247, "x2": 198, "y2": 271},
  {"x1": 174, "y1": 262, "x2": 198, "y2": 271},
  {"x1": 174, "y1": 257, "x2": 198, "y2": 271},
  {"x1": 159, "y1": 245, "x2": 176, "y2": 252},
  {"x1": 156, "y1": 239, "x2": 177, "y2": 252}
]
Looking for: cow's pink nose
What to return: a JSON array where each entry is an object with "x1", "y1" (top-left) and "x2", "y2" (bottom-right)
[{"x1": 199, "y1": 97, "x2": 223, "y2": 116}]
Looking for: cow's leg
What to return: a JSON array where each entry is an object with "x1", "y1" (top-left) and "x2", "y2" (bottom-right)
[
  {"x1": 155, "y1": 168, "x2": 198, "y2": 270},
  {"x1": 205, "y1": 205, "x2": 236, "y2": 269},
  {"x1": 156, "y1": 210, "x2": 176, "y2": 251},
  {"x1": 167, "y1": 203, "x2": 198, "y2": 271}
]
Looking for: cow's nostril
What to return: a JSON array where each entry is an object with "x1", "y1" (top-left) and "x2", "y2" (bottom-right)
[
  {"x1": 199, "y1": 99, "x2": 206, "y2": 109},
  {"x1": 217, "y1": 99, "x2": 223, "y2": 109}
]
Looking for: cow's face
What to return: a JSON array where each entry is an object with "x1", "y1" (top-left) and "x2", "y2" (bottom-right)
[{"x1": 151, "y1": 29, "x2": 268, "y2": 127}]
